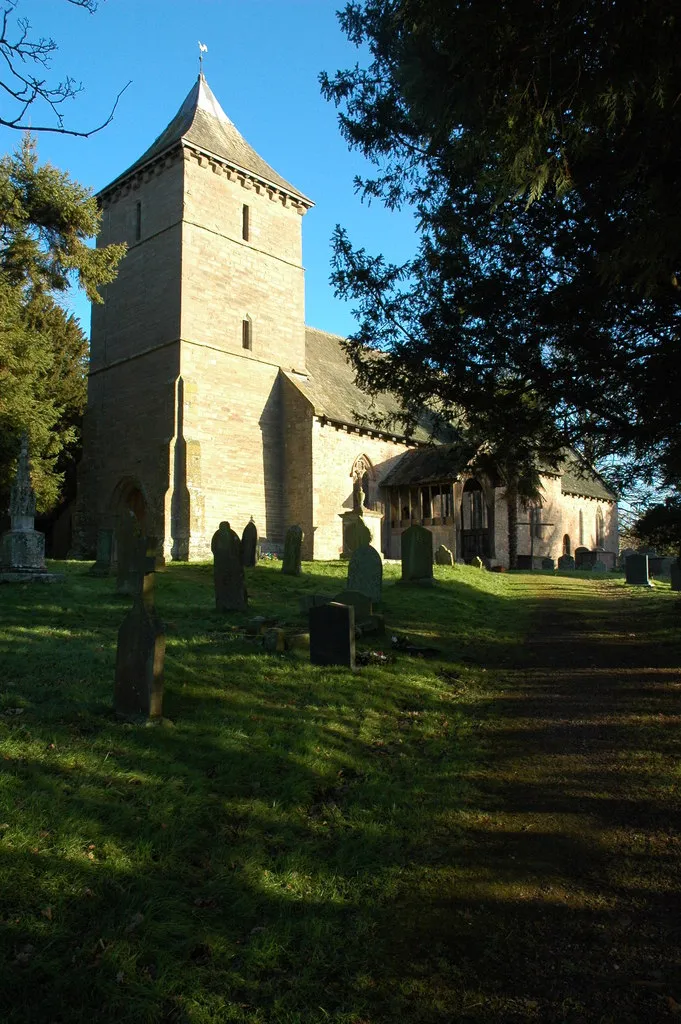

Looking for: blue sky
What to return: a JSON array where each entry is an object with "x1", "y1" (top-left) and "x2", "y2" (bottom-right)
[{"x1": 0, "y1": 0, "x2": 418, "y2": 337}]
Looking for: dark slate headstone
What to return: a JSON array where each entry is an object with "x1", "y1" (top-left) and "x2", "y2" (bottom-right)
[
  {"x1": 309, "y1": 602, "x2": 355, "y2": 669},
  {"x1": 333, "y1": 589, "x2": 373, "y2": 623},
  {"x1": 114, "y1": 573, "x2": 165, "y2": 720},
  {"x1": 211, "y1": 521, "x2": 248, "y2": 611},
  {"x1": 401, "y1": 524, "x2": 433, "y2": 582},
  {"x1": 625, "y1": 553, "x2": 653, "y2": 587},
  {"x1": 116, "y1": 512, "x2": 147, "y2": 596},
  {"x1": 541, "y1": 557, "x2": 555, "y2": 571},
  {"x1": 671, "y1": 561, "x2": 681, "y2": 592},
  {"x1": 647, "y1": 555, "x2": 664, "y2": 576},
  {"x1": 347, "y1": 544, "x2": 382, "y2": 604},
  {"x1": 619, "y1": 547, "x2": 636, "y2": 569},
  {"x1": 89, "y1": 528, "x2": 114, "y2": 577},
  {"x1": 557, "y1": 554, "x2": 575, "y2": 571},
  {"x1": 242, "y1": 518, "x2": 258, "y2": 567},
  {"x1": 282, "y1": 525, "x2": 303, "y2": 576},
  {"x1": 434, "y1": 544, "x2": 454, "y2": 566}
]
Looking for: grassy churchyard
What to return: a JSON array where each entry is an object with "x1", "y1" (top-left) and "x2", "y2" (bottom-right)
[{"x1": 1, "y1": 561, "x2": 681, "y2": 1023}]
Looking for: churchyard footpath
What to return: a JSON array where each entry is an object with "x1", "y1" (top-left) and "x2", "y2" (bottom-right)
[{"x1": 1, "y1": 562, "x2": 680, "y2": 1024}]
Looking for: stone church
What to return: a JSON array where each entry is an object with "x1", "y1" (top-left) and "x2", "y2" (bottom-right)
[{"x1": 74, "y1": 75, "x2": 618, "y2": 568}]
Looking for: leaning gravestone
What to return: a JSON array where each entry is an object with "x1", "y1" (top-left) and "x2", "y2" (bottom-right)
[
  {"x1": 282, "y1": 524, "x2": 303, "y2": 576},
  {"x1": 211, "y1": 521, "x2": 248, "y2": 611},
  {"x1": 671, "y1": 561, "x2": 681, "y2": 592},
  {"x1": 347, "y1": 544, "x2": 382, "y2": 604},
  {"x1": 625, "y1": 553, "x2": 653, "y2": 587},
  {"x1": 309, "y1": 601, "x2": 355, "y2": 669},
  {"x1": 401, "y1": 524, "x2": 433, "y2": 583},
  {"x1": 89, "y1": 528, "x2": 114, "y2": 577},
  {"x1": 434, "y1": 544, "x2": 454, "y2": 566},
  {"x1": 116, "y1": 512, "x2": 147, "y2": 596},
  {"x1": 557, "y1": 554, "x2": 575, "y2": 571},
  {"x1": 241, "y1": 518, "x2": 258, "y2": 567},
  {"x1": 114, "y1": 569, "x2": 165, "y2": 720}
]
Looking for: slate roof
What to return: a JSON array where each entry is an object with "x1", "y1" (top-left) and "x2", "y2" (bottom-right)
[
  {"x1": 559, "y1": 450, "x2": 617, "y2": 501},
  {"x1": 285, "y1": 327, "x2": 431, "y2": 441},
  {"x1": 379, "y1": 442, "x2": 477, "y2": 486},
  {"x1": 101, "y1": 75, "x2": 312, "y2": 204}
]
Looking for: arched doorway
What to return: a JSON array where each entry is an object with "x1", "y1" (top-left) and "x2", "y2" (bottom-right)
[
  {"x1": 111, "y1": 477, "x2": 147, "y2": 530},
  {"x1": 460, "y1": 478, "x2": 491, "y2": 561}
]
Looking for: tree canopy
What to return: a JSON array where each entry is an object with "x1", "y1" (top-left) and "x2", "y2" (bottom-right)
[
  {"x1": 0, "y1": 136, "x2": 125, "y2": 511},
  {"x1": 321, "y1": 1, "x2": 681, "y2": 487}
]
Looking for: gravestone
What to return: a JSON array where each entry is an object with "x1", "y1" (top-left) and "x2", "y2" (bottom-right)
[
  {"x1": 89, "y1": 528, "x2": 114, "y2": 577},
  {"x1": 557, "y1": 554, "x2": 575, "y2": 571},
  {"x1": 242, "y1": 518, "x2": 258, "y2": 567},
  {"x1": 211, "y1": 521, "x2": 248, "y2": 611},
  {"x1": 116, "y1": 512, "x2": 147, "y2": 596},
  {"x1": 114, "y1": 571, "x2": 165, "y2": 720},
  {"x1": 647, "y1": 555, "x2": 664, "y2": 576},
  {"x1": 670, "y1": 561, "x2": 681, "y2": 591},
  {"x1": 309, "y1": 601, "x2": 355, "y2": 669},
  {"x1": 401, "y1": 524, "x2": 433, "y2": 583},
  {"x1": 340, "y1": 512, "x2": 371, "y2": 560},
  {"x1": 0, "y1": 433, "x2": 59, "y2": 582},
  {"x1": 625, "y1": 553, "x2": 653, "y2": 587},
  {"x1": 574, "y1": 547, "x2": 591, "y2": 569},
  {"x1": 333, "y1": 589, "x2": 373, "y2": 622},
  {"x1": 658, "y1": 557, "x2": 674, "y2": 578},
  {"x1": 541, "y1": 557, "x2": 555, "y2": 571},
  {"x1": 282, "y1": 525, "x2": 303, "y2": 576},
  {"x1": 434, "y1": 544, "x2": 454, "y2": 566},
  {"x1": 619, "y1": 547, "x2": 636, "y2": 569},
  {"x1": 299, "y1": 593, "x2": 334, "y2": 614},
  {"x1": 347, "y1": 544, "x2": 382, "y2": 604},
  {"x1": 592, "y1": 560, "x2": 607, "y2": 573}
]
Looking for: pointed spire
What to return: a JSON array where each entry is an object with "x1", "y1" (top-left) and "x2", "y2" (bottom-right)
[{"x1": 103, "y1": 74, "x2": 312, "y2": 206}]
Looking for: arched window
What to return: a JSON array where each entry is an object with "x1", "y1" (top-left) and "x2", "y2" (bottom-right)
[
  {"x1": 563, "y1": 534, "x2": 571, "y2": 556},
  {"x1": 351, "y1": 454, "x2": 374, "y2": 511},
  {"x1": 596, "y1": 506, "x2": 605, "y2": 547}
]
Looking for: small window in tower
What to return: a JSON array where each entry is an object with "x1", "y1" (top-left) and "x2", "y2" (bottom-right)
[
  {"x1": 242, "y1": 318, "x2": 252, "y2": 351},
  {"x1": 135, "y1": 201, "x2": 142, "y2": 242},
  {"x1": 242, "y1": 204, "x2": 250, "y2": 241}
]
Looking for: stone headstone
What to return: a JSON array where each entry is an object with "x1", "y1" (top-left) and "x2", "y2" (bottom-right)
[
  {"x1": 619, "y1": 547, "x2": 636, "y2": 569},
  {"x1": 309, "y1": 602, "x2": 355, "y2": 669},
  {"x1": 347, "y1": 544, "x2": 382, "y2": 604},
  {"x1": 541, "y1": 557, "x2": 555, "y2": 571},
  {"x1": 242, "y1": 518, "x2": 258, "y2": 567},
  {"x1": 625, "y1": 553, "x2": 653, "y2": 587},
  {"x1": 114, "y1": 572, "x2": 165, "y2": 720},
  {"x1": 401, "y1": 524, "x2": 433, "y2": 583},
  {"x1": 263, "y1": 628, "x2": 286, "y2": 653},
  {"x1": 211, "y1": 521, "x2": 248, "y2": 611},
  {"x1": 557, "y1": 554, "x2": 575, "y2": 571},
  {"x1": 333, "y1": 589, "x2": 373, "y2": 623},
  {"x1": 282, "y1": 525, "x2": 303, "y2": 576},
  {"x1": 592, "y1": 560, "x2": 607, "y2": 573},
  {"x1": 658, "y1": 557, "x2": 674, "y2": 578},
  {"x1": 115, "y1": 512, "x2": 147, "y2": 596},
  {"x1": 340, "y1": 512, "x2": 371, "y2": 560},
  {"x1": 299, "y1": 593, "x2": 334, "y2": 614},
  {"x1": 434, "y1": 544, "x2": 454, "y2": 566},
  {"x1": 0, "y1": 434, "x2": 56, "y2": 582},
  {"x1": 671, "y1": 561, "x2": 681, "y2": 591},
  {"x1": 89, "y1": 528, "x2": 114, "y2": 577},
  {"x1": 647, "y1": 555, "x2": 664, "y2": 576}
]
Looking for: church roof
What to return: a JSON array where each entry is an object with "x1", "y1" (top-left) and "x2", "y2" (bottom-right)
[
  {"x1": 101, "y1": 75, "x2": 312, "y2": 204},
  {"x1": 559, "y1": 451, "x2": 617, "y2": 501},
  {"x1": 287, "y1": 328, "x2": 431, "y2": 442},
  {"x1": 379, "y1": 442, "x2": 477, "y2": 486}
]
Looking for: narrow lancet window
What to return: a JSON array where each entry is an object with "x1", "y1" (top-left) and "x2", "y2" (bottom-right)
[
  {"x1": 242, "y1": 204, "x2": 250, "y2": 241},
  {"x1": 242, "y1": 319, "x2": 252, "y2": 350},
  {"x1": 135, "y1": 201, "x2": 142, "y2": 242}
]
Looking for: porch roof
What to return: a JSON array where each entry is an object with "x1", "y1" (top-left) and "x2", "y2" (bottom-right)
[{"x1": 380, "y1": 442, "x2": 476, "y2": 486}]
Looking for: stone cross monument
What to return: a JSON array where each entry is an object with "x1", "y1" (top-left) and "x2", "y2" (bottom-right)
[{"x1": 0, "y1": 434, "x2": 59, "y2": 582}]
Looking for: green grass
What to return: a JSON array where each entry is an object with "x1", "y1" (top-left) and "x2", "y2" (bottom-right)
[
  {"x1": 1, "y1": 562, "x2": 680, "y2": 1023},
  {"x1": 0, "y1": 560, "x2": 529, "y2": 1024}
]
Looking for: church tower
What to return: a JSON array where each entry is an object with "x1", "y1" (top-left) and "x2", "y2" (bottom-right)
[{"x1": 75, "y1": 76, "x2": 313, "y2": 559}]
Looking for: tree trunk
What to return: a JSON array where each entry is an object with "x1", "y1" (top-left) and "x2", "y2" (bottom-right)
[{"x1": 507, "y1": 478, "x2": 519, "y2": 569}]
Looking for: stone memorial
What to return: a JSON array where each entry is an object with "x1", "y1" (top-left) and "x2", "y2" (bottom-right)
[
  {"x1": 309, "y1": 601, "x2": 355, "y2": 669},
  {"x1": 333, "y1": 589, "x2": 373, "y2": 622},
  {"x1": 541, "y1": 557, "x2": 555, "y2": 571},
  {"x1": 211, "y1": 521, "x2": 248, "y2": 611},
  {"x1": 592, "y1": 560, "x2": 607, "y2": 573},
  {"x1": 347, "y1": 544, "x2": 382, "y2": 604},
  {"x1": 619, "y1": 547, "x2": 636, "y2": 569},
  {"x1": 114, "y1": 569, "x2": 165, "y2": 720},
  {"x1": 625, "y1": 553, "x2": 653, "y2": 587},
  {"x1": 241, "y1": 518, "x2": 258, "y2": 567},
  {"x1": 557, "y1": 554, "x2": 575, "y2": 571},
  {"x1": 299, "y1": 593, "x2": 334, "y2": 614},
  {"x1": 0, "y1": 434, "x2": 60, "y2": 583},
  {"x1": 434, "y1": 544, "x2": 454, "y2": 566},
  {"x1": 282, "y1": 524, "x2": 303, "y2": 576},
  {"x1": 89, "y1": 528, "x2": 115, "y2": 577},
  {"x1": 339, "y1": 512, "x2": 371, "y2": 560},
  {"x1": 671, "y1": 560, "x2": 681, "y2": 592},
  {"x1": 116, "y1": 512, "x2": 147, "y2": 596},
  {"x1": 401, "y1": 524, "x2": 433, "y2": 584}
]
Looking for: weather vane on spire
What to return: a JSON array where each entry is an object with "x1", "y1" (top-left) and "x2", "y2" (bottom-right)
[{"x1": 198, "y1": 41, "x2": 208, "y2": 74}]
